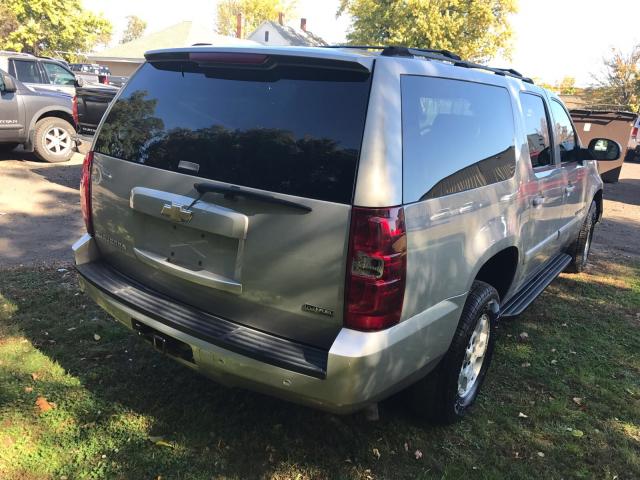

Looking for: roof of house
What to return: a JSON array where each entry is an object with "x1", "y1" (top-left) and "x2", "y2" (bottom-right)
[
  {"x1": 89, "y1": 21, "x2": 258, "y2": 61},
  {"x1": 250, "y1": 21, "x2": 328, "y2": 47}
]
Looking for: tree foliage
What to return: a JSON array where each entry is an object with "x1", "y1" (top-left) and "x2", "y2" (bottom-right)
[
  {"x1": 591, "y1": 47, "x2": 640, "y2": 112},
  {"x1": 120, "y1": 15, "x2": 146, "y2": 44},
  {"x1": 216, "y1": 0, "x2": 297, "y2": 38},
  {"x1": 337, "y1": 0, "x2": 517, "y2": 63},
  {"x1": 0, "y1": 0, "x2": 112, "y2": 56}
]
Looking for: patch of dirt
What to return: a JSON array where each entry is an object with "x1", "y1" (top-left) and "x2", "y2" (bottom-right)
[{"x1": 0, "y1": 152, "x2": 84, "y2": 268}]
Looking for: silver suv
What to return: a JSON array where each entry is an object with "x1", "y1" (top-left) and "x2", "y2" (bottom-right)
[{"x1": 73, "y1": 46, "x2": 621, "y2": 423}]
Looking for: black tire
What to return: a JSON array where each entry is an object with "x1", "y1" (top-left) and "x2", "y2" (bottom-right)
[
  {"x1": 566, "y1": 201, "x2": 597, "y2": 273},
  {"x1": 408, "y1": 281, "x2": 499, "y2": 424},
  {"x1": 33, "y1": 117, "x2": 75, "y2": 163},
  {"x1": 0, "y1": 143, "x2": 19, "y2": 153}
]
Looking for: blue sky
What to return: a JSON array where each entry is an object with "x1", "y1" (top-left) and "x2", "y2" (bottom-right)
[{"x1": 84, "y1": 0, "x2": 640, "y2": 86}]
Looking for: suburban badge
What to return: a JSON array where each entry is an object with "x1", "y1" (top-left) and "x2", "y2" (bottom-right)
[{"x1": 302, "y1": 304, "x2": 334, "y2": 317}]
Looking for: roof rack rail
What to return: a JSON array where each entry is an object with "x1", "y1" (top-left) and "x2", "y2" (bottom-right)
[
  {"x1": 322, "y1": 44, "x2": 534, "y2": 84},
  {"x1": 382, "y1": 46, "x2": 462, "y2": 61}
]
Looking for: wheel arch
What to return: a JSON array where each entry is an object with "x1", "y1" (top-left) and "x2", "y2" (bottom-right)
[
  {"x1": 34, "y1": 109, "x2": 75, "y2": 130},
  {"x1": 471, "y1": 245, "x2": 519, "y2": 302},
  {"x1": 593, "y1": 189, "x2": 603, "y2": 222}
]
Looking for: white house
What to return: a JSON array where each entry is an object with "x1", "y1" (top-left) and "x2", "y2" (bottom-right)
[
  {"x1": 248, "y1": 15, "x2": 328, "y2": 47},
  {"x1": 87, "y1": 21, "x2": 259, "y2": 77}
]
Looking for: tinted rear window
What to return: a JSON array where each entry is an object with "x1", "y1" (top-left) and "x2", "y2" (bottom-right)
[
  {"x1": 94, "y1": 59, "x2": 371, "y2": 204},
  {"x1": 402, "y1": 76, "x2": 516, "y2": 202}
]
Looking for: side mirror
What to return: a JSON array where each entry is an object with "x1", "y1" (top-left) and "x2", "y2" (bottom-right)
[
  {"x1": 75, "y1": 76, "x2": 84, "y2": 88},
  {"x1": 587, "y1": 138, "x2": 621, "y2": 161},
  {"x1": 0, "y1": 74, "x2": 17, "y2": 93}
]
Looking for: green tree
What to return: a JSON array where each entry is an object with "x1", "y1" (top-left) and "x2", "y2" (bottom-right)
[
  {"x1": 592, "y1": 46, "x2": 640, "y2": 112},
  {"x1": 120, "y1": 15, "x2": 146, "y2": 44},
  {"x1": 216, "y1": 0, "x2": 297, "y2": 38},
  {"x1": 558, "y1": 76, "x2": 577, "y2": 95},
  {"x1": 0, "y1": 3, "x2": 19, "y2": 39},
  {"x1": 0, "y1": 0, "x2": 112, "y2": 56},
  {"x1": 337, "y1": 0, "x2": 517, "y2": 63}
]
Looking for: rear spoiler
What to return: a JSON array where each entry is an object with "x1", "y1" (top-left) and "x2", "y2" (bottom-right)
[{"x1": 144, "y1": 49, "x2": 373, "y2": 74}]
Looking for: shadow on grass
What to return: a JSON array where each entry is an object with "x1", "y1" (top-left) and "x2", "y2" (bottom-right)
[{"x1": 0, "y1": 253, "x2": 639, "y2": 479}]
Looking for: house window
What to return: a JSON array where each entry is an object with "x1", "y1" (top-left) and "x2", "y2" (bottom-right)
[{"x1": 264, "y1": 31, "x2": 269, "y2": 42}]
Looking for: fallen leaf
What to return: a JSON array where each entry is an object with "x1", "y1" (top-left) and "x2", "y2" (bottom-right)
[
  {"x1": 537, "y1": 451, "x2": 545, "y2": 458},
  {"x1": 372, "y1": 448, "x2": 380, "y2": 460},
  {"x1": 518, "y1": 412, "x2": 528, "y2": 418},
  {"x1": 414, "y1": 449, "x2": 423, "y2": 460},
  {"x1": 24, "y1": 387, "x2": 33, "y2": 393},
  {"x1": 93, "y1": 334, "x2": 101, "y2": 341},
  {"x1": 35, "y1": 396, "x2": 54, "y2": 413},
  {"x1": 551, "y1": 348, "x2": 556, "y2": 353},
  {"x1": 571, "y1": 429, "x2": 584, "y2": 438},
  {"x1": 30, "y1": 372, "x2": 39, "y2": 381},
  {"x1": 572, "y1": 397, "x2": 583, "y2": 406},
  {"x1": 519, "y1": 332, "x2": 529, "y2": 341}
]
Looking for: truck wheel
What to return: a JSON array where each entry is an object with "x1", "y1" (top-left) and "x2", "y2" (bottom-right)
[
  {"x1": 408, "y1": 281, "x2": 499, "y2": 424},
  {"x1": 33, "y1": 117, "x2": 75, "y2": 163},
  {"x1": 566, "y1": 201, "x2": 597, "y2": 273}
]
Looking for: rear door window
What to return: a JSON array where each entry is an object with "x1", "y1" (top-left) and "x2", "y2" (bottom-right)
[
  {"x1": 401, "y1": 76, "x2": 516, "y2": 202},
  {"x1": 11, "y1": 59, "x2": 43, "y2": 84},
  {"x1": 95, "y1": 59, "x2": 372, "y2": 204},
  {"x1": 520, "y1": 93, "x2": 553, "y2": 168},
  {"x1": 42, "y1": 61, "x2": 76, "y2": 86}
]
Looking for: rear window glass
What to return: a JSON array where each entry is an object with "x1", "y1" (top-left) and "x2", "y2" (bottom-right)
[
  {"x1": 94, "y1": 59, "x2": 372, "y2": 204},
  {"x1": 401, "y1": 76, "x2": 516, "y2": 202}
]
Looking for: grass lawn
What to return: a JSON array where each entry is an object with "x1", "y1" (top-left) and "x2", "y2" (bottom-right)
[{"x1": 1, "y1": 252, "x2": 639, "y2": 479}]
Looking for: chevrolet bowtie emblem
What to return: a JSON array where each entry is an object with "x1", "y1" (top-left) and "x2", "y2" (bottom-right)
[{"x1": 160, "y1": 203, "x2": 193, "y2": 223}]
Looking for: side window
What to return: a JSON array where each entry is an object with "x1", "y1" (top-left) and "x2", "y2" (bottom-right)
[
  {"x1": 11, "y1": 59, "x2": 43, "y2": 83},
  {"x1": 520, "y1": 93, "x2": 553, "y2": 169},
  {"x1": 550, "y1": 100, "x2": 578, "y2": 163},
  {"x1": 42, "y1": 62, "x2": 76, "y2": 86},
  {"x1": 401, "y1": 76, "x2": 516, "y2": 202}
]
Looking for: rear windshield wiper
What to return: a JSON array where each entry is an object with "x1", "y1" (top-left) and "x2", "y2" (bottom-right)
[{"x1": 192, "y1": 182, "x2": 312, "y2": 213}]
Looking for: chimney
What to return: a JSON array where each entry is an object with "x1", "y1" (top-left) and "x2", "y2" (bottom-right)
[
  {"x1": 300, "y1": 18, "x2": 307, "y2": 32},
  {"x1": 236, "y1": 13, "x2": 242, "y2": 38},
  {"x1": 278, "y1": 12, "x2": 284, "y2": 25}
]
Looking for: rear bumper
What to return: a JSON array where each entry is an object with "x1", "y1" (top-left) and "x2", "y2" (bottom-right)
[{"x1": 73, "y1": 234, "x2": 462, "y2": 413}]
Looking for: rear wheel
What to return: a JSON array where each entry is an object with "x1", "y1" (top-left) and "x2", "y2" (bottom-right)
[
  {"x1": 33, "y1": 117, "x2": 75, "y2": 163},
  {"x1": 566, "y1": 201, "x2": 597, "y2": 273},
  {"x1": 408, "y1": 281, "x2": 499, "y2": 424}
]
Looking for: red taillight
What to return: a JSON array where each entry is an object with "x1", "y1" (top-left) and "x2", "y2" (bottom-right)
[
  {"x1": 101, "y1": 75, "x2": 109, "y2": 85},
  {"x1": 80, "y1": 151, "x2": 94, "y2": 235},
  {"x1": 72, "y1": 95, "x2": 78, "y2": 126},
  {"x1": 344, "y1": 207, "x2": 407, "y2": 331},
  {"x1": 188, "y1": 52, "x2": 268, "y2": 64},
  {"x1": 632, "y1": 127, "x2": 638, "y2": 140}
]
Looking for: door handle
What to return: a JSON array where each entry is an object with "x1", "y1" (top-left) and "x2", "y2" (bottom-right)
[{"x1": 532, "y1": 195, "x2": 545, "y2": 207}]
